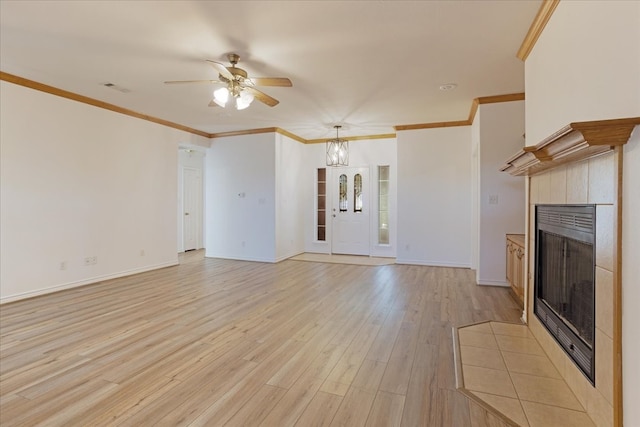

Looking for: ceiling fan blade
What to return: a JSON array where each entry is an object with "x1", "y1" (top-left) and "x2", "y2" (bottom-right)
[
  {"x1": 206, "y1": 60, "x2": 234, "y2": 80},
  {"x1": 248, "y1": 77, "x2": 292, "y2": 87},
  {"x1": 164, "y1": 79, "x2": 221, "y2": 84},
  {"x1": 208, "y1": 100, "x2": 220, "y2": 107},
  {"x1": 244, "y1": 87, "x2": 279, "y2": 107}
]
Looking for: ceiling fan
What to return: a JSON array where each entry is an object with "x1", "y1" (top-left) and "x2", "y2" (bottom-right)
[{"x1": 164, "y1": 53, "x2": 292, "y2": 110}]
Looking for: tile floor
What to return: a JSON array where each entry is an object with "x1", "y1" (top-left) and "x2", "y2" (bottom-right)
[{"x1": 454, "y1": 321, "x2": 596, "y2": 427}]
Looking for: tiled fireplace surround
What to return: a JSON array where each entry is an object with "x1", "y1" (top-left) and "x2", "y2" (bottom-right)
[
  {"x1": 527, "y1": 151, "x2": 618, "y2": 427},
  {"x1": 457, "y1": 118, "x2": 640, "y2": 426}
]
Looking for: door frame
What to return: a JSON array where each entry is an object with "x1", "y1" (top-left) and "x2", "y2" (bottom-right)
[
  {"x1": 178, "y1": 147, "x2": 205, "y2": 253},
  {"x1": 181, "y1": 166, "x2": 202, "y2": 251}
]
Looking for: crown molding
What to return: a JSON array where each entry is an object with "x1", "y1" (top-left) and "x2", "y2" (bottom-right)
[
  {"x1": 305, "y1": 133, "x2": 396, "y2": 144},
  {"x1": 394, "y1": 121, "x2": 469, "y2": 132},
  {"x1": 274, "y1": 128, "x2": 307, "y2": 144},
  {"x1": 208, "y1": 127, "x2": 308, "y2": 144},
  {"x1": 468, "y1": 93, "x2": 526, "y2": 123},
  {"x1": 395, "y1": 92, "x2": 525, "y2": 131},
  {"x1": 209, "y1": 127, "x2": 279, "y2": 139},
  {"x1": 2, "y1": 71, "x2": 526, "y2": 143},
  {"x1": 517, "y1": 0, "x2": 560, "y2": 61},
  {"x1": 0, "y1": 71, "x2": 211, "y2": 138},
  {"x1": 500, "y1": 117, "x2": 640, "y2": 176}
]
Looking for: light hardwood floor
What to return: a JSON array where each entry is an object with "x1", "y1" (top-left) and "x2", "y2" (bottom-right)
[{"x1": 0, "y1": 251, "x2": 521, "y2": 426}]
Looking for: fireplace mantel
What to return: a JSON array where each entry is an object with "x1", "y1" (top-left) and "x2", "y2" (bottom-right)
[{"x1": 501, "y1": 117, "x2": 640, "y2": 176}]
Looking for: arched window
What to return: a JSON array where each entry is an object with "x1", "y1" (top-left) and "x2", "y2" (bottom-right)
[
  {"x1": 354, "y1": 174, "x2": 363, "y2": 212},
  {"x1": 339, "y1": 174, "x2": 348, "y2": 212}
]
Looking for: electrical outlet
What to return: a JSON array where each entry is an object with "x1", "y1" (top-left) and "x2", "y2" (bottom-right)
[
  {"x1": 140, "y1": 249, "x2": 145, "y2": 256},
  {"x1": 84, "y1": 257, "x2": 92, "y2": 266},
  {"x1": 60, "y1": 261, "x2": 66, "y2": 270},
  {"x1": 91, "y1": 256, "x2": 98, "y2": 265},
  {"x1": 489, "y1": 194, "x2": 499, "y2": 205}
]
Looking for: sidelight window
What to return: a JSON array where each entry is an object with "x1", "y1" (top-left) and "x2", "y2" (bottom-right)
[
  {"x1": 316, "y1": 168, "x2": 326, "y2": 241},
  {"x1": 378, "y1": 166, "x2": 389, "y2": 244}
]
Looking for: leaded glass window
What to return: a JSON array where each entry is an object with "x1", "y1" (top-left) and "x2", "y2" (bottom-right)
[
  {"x1": 339, "y1": 174, "x2": 347, "y2": 212},
  {"x1": 354, "y1": 174, "x2": 363, "y2": 212}
]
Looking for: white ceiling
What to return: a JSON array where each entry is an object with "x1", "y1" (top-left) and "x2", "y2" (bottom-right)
[{"x1": 0, "y1": 0, "x2": 541, "y2": 140}]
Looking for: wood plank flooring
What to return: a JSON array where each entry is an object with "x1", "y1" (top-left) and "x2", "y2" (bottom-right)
[{"x1": 0, "y1": 251, "x2": 522, "y2": 426}]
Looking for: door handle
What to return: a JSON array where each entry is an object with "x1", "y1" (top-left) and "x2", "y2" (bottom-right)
[
  {"x1": 333, "y1": 214, "x2": 336, "y2": 217},
  {"x1": 185, "y1": 212, "x2": 190, "y2": 216}
]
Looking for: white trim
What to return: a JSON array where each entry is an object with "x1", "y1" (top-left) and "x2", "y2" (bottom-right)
[
  {"x1": 275, "y1": 250, "x2": 305, "y2": 263},
  {"x1": 395, "y1": 259, "x2": 471, "y2": 269},
  {"x1": 476, "y1": 280, "x2": 510, "y2": 287},
  {"x1": 0, "y1": 260, "x2": 179, "y2": 304},
  {"x1": 204, "y1": 254, "x2": 276, "y2": 263}
]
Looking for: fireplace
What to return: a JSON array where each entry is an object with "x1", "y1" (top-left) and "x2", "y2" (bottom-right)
[{"x1": 535, "y1": 204, "x2": 595, "y2": 383}]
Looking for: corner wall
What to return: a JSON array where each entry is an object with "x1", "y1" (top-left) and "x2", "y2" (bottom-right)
[
  {"x1": 275, "y1": 133, "x2": 306, "y2": 261},
  {"x1": 476, "y1": 101, "x2": 526, "y2": 286},
  {"x1": 0, "y1": 81, "x2": 209, "y2": 302},
  {"x1": 205, "y1": 133, "x2": 276, "y2": 262},
  {"x1": 396, "y1": 126, "x2": 472, "y2": 267}
]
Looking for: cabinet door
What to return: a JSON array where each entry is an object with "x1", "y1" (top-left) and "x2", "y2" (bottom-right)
[
  {"x1": 515, "y1": 246, "x2": 525, "y2": 299},
  {"x1": 506, "y1": 241, "x2": 514, "y2": 283}
]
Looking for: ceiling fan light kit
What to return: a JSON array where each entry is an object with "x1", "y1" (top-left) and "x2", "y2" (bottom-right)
[
  {"x1": 213, "y1": 87, "x2": 229, "y2": 107},
  {"x1": 165, "y1": 53, "x2": 292, "y2": 110},
  {"x1": 213, "y1": 86, "x2": 254, "y2": 110},
  {"x1": 326, "y1": 125, "x2": 349, "y2": 167}
]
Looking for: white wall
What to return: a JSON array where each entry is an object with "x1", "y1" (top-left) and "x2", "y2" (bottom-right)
[
  {"x1": 525, "y1": 0, "x2": 640, "y2": 144},
  {"x1": 303, "y1": 137, "x2": 398, "y2": 257},
  {"x1": 477, "y1": 101, "x2": 526, "y2": 286},
  {"x1": 525, "y1": 1, "x2": 640, "y2": 424},
  {"x1": 396, "y1": 126, "x2": 472, "y2": 267},
  {"x1": 0, "y1": 81, "x2": 209, "y2": 303},
  {"x1": 275, "y1": 133, "x2": 306, "y2": 261},
  {"x1": 205, "y1": 133, "x2": 277, "y2": 262}
]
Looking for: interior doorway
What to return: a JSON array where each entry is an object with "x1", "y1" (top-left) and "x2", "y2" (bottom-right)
[
  {"x1": 331, "y1": 167, "x2": 370, "y2": 255},
  {"x1": 182, "y1": 167, "x2": 202, "y2": 251},
  {"x1": 178, "y1": 148, "x2": 204, "y2": 253}
]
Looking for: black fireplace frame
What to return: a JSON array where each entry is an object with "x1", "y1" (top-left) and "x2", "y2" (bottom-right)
[{"x1": 534, "y1": 204, "x2": 596, "y2": 384}]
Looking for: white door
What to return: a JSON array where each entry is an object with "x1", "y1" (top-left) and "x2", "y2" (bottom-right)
[
  {"x1": 331, "y1": 167, "x2": 370, "y2": 255},
  {"x1": 183, "y1": 167, "x2": 202, "y2": 251}
]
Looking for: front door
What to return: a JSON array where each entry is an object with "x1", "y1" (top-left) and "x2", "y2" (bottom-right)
[{"x1": 331, "y1": 167, "x2": 370, "y2": 255}]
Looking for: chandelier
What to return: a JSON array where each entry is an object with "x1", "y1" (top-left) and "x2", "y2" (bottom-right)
[{"x1": 326, "y1": 125, "x2": 349, "y2": 166}]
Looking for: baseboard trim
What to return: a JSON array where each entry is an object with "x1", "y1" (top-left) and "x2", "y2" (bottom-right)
[
  {"x1": 275, "y1": 250, "x2": 305, "y2": 263},
  {"x1": 0, "y1": 260, "x2": 179, "y2": 304},
  {"x1": 477, "y1": 280, "x2": 510, "y2": 287},
  {"x1": 204, "y1": 253, "x2": 276, "y2": 263},
  {"x1": 395, "y1": 259, "x2": 471, "y2": 269}
]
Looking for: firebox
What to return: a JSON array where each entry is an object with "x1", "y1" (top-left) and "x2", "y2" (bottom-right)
[{"x1": 535, "y1": 204, "x2": 595, "y2": 384}]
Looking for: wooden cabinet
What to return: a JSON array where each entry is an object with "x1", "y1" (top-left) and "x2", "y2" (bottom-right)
[{"x1": 506, "y1": 234, "x2": 525, "y2": 305}]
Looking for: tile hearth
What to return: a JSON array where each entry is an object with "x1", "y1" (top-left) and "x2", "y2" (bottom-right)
[{"x1": 453, "y1": 321, "x2": 596, "y2": 427}]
